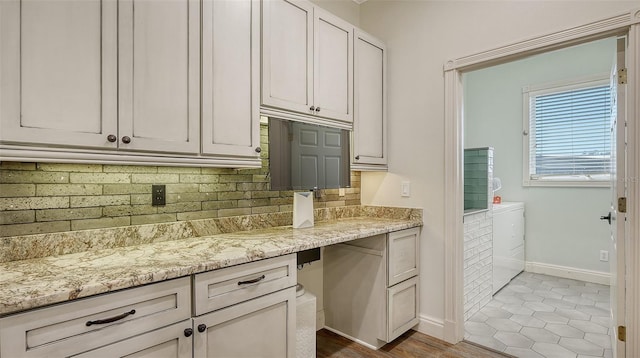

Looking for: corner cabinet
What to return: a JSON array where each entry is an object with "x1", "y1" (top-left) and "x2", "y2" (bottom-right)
[
  {"x1": 261, "y1": 0, "x2": 353, "y2": 124},
  {"x1": 352, "y1": 29, "x2": 388, "y2": 170},
  {"x1": 324, "y1": 228, "x2": 420, "y2": 349}
]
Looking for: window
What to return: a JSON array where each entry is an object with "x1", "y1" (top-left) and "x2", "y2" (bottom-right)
[{"x1": 523, "y1": 76, "x2": 612, "y2": 186}]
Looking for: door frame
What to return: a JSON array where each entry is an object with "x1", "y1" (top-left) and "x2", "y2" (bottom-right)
[{"x1": 442, "y1": 8, "x2": 640, "y2": 356}]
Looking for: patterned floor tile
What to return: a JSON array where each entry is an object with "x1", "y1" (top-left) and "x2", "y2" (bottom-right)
[
  {"x1": 510, "y1": 314, "x2": 546, "y2": 328},
  {"x1": 584, "y1": 332, "x2": 612, "y2": 349},
  {"x1": 505, "y1": 347, "x2": 545, "y2": 358},
  {"x1": 569, "y1": 320, "x2": 609, "y2": 334},
  {"x1": 494, "y1": 331, "x2": 534, "y2": 348},
  {"x1": 559, "y1": 337, "x2": 604, "y2": 356},
  {"x1": 533, "y1": 311, "x2": 570, "y2": 324},
  {"x1": 486, "y1": 317, "x2": 522, "y2": 332},
  {"x1": 554, "y1": 308, "x2": 592, "y2": 321},
  {"x1": 532, "y1": 342, "x2": 579, "y2": 358},
  {"x1": 545, "y1": 323, "x2": 585, "y2": 338},
  {"x1": 465, "y1": 321, "x2": 497, "y2": 336},
  {"x1": 520, "y1": 327, "x2": 561, "y2": 344}
]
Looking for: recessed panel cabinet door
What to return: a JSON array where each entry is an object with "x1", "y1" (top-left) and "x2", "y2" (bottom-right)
[
  {"x1": 0, "y1": 0, "x2": 118, "y2": 149},
  {"x1": 118, "y1": 0, "x2": 200, "y2": 154},
  {"x1": 314, "y1": 9, "x2": 353, "y2": 122},
  {"x1": 353, "y1": 30, "x2": 387, "y2": 166},
  {"x1": 201, "y1": 0, "x2": 260, "y2": 158},
  {"x1": 262, "y1": 0, "x2": 314, "y2": 115}
]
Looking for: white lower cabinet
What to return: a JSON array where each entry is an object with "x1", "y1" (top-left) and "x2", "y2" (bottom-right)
[{"x1": 324, "y1": 228, "x2": 420, "y2": 349}]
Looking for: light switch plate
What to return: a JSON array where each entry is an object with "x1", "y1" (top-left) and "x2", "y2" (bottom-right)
[{"x1": 401, "y1": 181, "x2": 411, "y2": 197}]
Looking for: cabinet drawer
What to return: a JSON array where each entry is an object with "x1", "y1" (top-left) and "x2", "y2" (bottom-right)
[
  {"x1": 385, "y1": 276, "x2": 419, "y2": 343},
  {"x1": 194, "y1": 254, "x2": 296, "y2": 315},
  {"x1": 387, "y1": 227, "x2": 420, "y2": 286},
  {"x1": 0, "y1": 277, "x2": 191, "y2": 358}
]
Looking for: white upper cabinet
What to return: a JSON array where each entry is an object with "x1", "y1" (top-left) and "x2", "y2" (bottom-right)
[
  {"x1": 262, "y1": 0, "x2": 353, "y2": 123},
  {"x1": 118, "y1": 0, "x2": 200, "y2": 154},
  {"x1": 201, "y1": 0, "x2": 261, "y2": 158},
  {"x1": 353, "y1": 29, "x2": 388, "y2": 169},
  {"x1": 0, "y1": 0, "x2": 118, "y2": 149}
]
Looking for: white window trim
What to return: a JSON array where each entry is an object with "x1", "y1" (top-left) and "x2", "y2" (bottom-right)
[{"x1": 522, "y1": 73, "x2": 611, "y2": 187}]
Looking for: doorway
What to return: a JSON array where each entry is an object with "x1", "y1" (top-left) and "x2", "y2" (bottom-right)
[
  {"x1": 442, "y1": 10, "x2": 639, "y2": 358},
  {"x1": 461, "y1": 37, "x2": 620, "y2": 357}
]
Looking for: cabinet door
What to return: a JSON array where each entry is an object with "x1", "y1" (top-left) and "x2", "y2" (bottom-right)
[
  {"x1": 194, "y1": 287, "x2": 296, "y2": 358},
  {"x1": 313, "y1": 9, "x2": 353, "y2": 122},
  {"x1": 387, "y1": 227, "x2": 419, "y2": 286},
  {"x1": 201, "y1": 0, "x2": 260, "y2": 158},
  {"x1": 353, "y1": 29, "x2": 387, "y2": 167},
  {"x1": 386, "y1": 276, "x2": 419, "y2": 343},
  {"x1": 118, "y1": 0, "x2": 200, "y2": 153},
  {"x1": 0, "y1": 0, "x2": 118, "y2": 149},
  {"x1": 261, "y1": 0, "x2": 314, "y2": 115},
  {"x1": 73, "y1": 321, "x2": 193, "y2": 358}
]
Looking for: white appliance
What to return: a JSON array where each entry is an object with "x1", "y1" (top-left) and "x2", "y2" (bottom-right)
[{"x1": 492, "y1": 202, "x2": 525, "y2": 294}]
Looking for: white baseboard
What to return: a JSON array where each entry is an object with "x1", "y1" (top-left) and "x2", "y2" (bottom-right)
[
  {"x1": 416, "y1": 314, "x2": 445, "y2": 341},
  {"x1": 322, "y1": 326, "x2": 382, "y2": 350},
  {"x1": 525, "y1": 261, "x2": 610, "y2": 285}
]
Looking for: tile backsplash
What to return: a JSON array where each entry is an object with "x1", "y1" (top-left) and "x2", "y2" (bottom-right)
[{"x1": 0, "y1": 127, "x2": 360, "y2": 237}]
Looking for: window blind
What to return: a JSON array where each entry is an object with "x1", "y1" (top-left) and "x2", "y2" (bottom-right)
[{"x1": 529, "y1": 84, "x2": 612, "y2": 179}]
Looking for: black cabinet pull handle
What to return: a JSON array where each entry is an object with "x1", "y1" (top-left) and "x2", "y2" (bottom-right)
[
  {"x1": 600, "y1": 212, "x2": 612, "y2": 225},
  {"x1": 198, "y1": 324, "x2": 207, "y2": 333},
  {"x1": 184, "y1": 328, "x2": 194, "y2": 337},
  {"x1": 238, "y1": 275, "x2": 265, "y2": 286},
  {"x1": 86, "y1": 310, "x2": 136, "y2": 326}
]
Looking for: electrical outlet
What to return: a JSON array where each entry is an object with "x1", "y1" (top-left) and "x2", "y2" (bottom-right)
[
  {"x1": 401, "y1": 181, "x2": 411, "y2": 197},
  {"x1": 338, "y1": 188, "x2": 345, "y2": 197},
  {"x1": 152, "y1": 184, "x2": 166, "y2": 206},
  {"x1": 599, "y1": 250, "x2": 609, "y2": 262}
]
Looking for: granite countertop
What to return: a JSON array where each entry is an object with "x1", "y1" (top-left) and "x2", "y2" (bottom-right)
[{"x1": 0, "y1": 207, "x2": 422, "y2": 316}]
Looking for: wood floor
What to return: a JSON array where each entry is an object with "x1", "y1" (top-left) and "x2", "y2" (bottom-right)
[{"x1": 316, "y1": 329, "x2": 513, "y2": 358}]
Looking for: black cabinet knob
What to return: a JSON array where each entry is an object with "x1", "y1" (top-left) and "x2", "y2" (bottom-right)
[
  {"x1": 184, "y1": 328, "x2": 193, "y2": 337},
  {"x1": 121, "y1": 136, "x2": 131, "y2": 144},
  {"x1": 309, "y1": 106, "x2": 315, "y2": 111},
  {"x1": 197, "y1": 323, "x2": 207, "y2": 333},
  {"x1": 107, "y1": 134, "x2": 117, "y2": 143},
  {"x1": 255, "y1": 147, "x2": 262, "y2": 153},
  {"x1": 355, "y1": 155, "x2": 360, "y2": 160},
  {"x1": 315, "y1": 107, "x2": 321, "y2": 112}
]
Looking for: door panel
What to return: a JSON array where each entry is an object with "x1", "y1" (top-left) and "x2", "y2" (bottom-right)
[
  {"x1": 118, "y1": 0, "x2": 199, "y2": 153},
  {"x1": 0, "y1": 0, "x2": 117, "y2": 148}
]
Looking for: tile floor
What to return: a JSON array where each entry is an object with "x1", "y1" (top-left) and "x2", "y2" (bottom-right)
[{"x1": 464, "y1": 272, "x2": 612, "y2": 358}]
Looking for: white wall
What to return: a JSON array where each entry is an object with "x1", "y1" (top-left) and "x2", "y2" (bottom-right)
[
  {"x1": 358, "y1": 0, "x2": 637, "y2": 337},
  {"x1": 309, "y1": 0, "x2": 360, "y2": 25},
  {"x1": 464, "y1": 38, "x2": 616, "y2": 274}
]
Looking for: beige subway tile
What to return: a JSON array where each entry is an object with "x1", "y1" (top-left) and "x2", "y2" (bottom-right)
[
  {"x1": 157, "y1": 202, "x2": 201, "y2": 214},
  {"x1": 177, "y1": 210, "x2": 218, "y2": 221},
  {"x1": 166, "y1": 184, "x2": 200, "y2": 194},
  {"x1": 36, "y1": 207, "x2": 102, "y2": 222},
  {"x1": 237, "y1": 168, "x2": 263, "y2": 175},
  {"x1": 313, "y1": 202, "x2": 327, "y2": 208},
  {"x1": 166, "y1": 192, "x2": 216, "y2": 203},
  {"x1": 202, "y1": 200, "x2": 237, "y2": 210},
  {"x1": 218, "y1": 191, "x2": 251, "y2": 200},
  {"x1": 251, "y1": 206, "x2": 280, "y2": 214},
  {"x1": 270, "y1": 197, "x2": 292, "y2": 206},
  {"x1": 0, "y1": 210, "x2": 35, "y2": 225},
  {"x1": 251, "y1": 190, "x2": 280, "y2": 199},
  {"x1": 219, "y1": 175, "x2": 252, "y2": 183},
  {"x1": 131, "y1": 194, "x2": 150, "y2": 205},
  {"x1": 238, "y1": 199, "x2": 269, "y2": 208},
  {"x1": 0, "y1": 162, "x2": 36, "y2": 170},
  {"x1": 131, "y1": 213, "x2": 177, "y2": 225},
  {"x1": 103, "y1": 205, "x2": 157, "y2": 217},
  {"x1": 70, "y1": 195, "x2": 129, "y2": 208},
  {"x1": 131, "y1": 174, "x2": 179, "y2": 184},
  {"x1": 200, "y1": 168, "x2": 237, "y2": 175},
  {"x1": 1, "y1": 171, "x2": 69, "y2": 184},
  {"x1": 158, "y1": 167, "x2": 201, "y2": 174},
  {"x1": 346, "y1": 199, "x2": 361, "y2": 206},
  {"x1": 252, "y1": 174, "x2": 270, "y2": 183},
  {"x1": 0, "y1": 197, "x2": 69, "y2": 211},
  {"x1": 0, "y1": 221, "x2": 70, "y2": 237},
  {"x1": 36, "y1": 184, "x2": 102, "y2": 196},
  {"x1": 37, "y1": 163, "x2": 103, "y2": 172},
  {"x1": 179, "y1": 174, "x2": 220, "y2": 183},
  {"x1": 103, "y1": 184, "x2": 151, "y2": 195},
  {"x1": 70, "y1": 173, "x2": 130, "y2": 184},
  {"x1": 325, "y1": 200, "x2": 346, "y2": 208},
  {"x1": 103, "y1": 165, "x2": 158, "y2": 173},
  {"x1": 218, "y1": 208, "x2": 251, "y2": 217},
  {"x1": 237, "y1": 182, "x2": 268, "y2": 191},
  {"x1": 279, "y1": 204, "x2": 293, "y2": 211},
  {"x1": 71, "y1": 216, "x2": 131, "y2": 231},
  {"x1": 199, "y1": 183, "x2": 236, "y2": 192},
  {"x1": 0, "y1": 184, "x2": 36, "y2": 197}
]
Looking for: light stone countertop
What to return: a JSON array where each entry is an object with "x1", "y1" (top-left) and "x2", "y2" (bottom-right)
[{"x1": 0, "y1": 215, "x2": 421, "y2": 316}]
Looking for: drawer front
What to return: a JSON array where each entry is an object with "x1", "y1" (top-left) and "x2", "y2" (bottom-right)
[
  {"x1": 0, "y1": 277, "x2": 191, "y2": 358},
  {"x1": 387, "y1": 227, "x2": 420, "y2": 286},
  {"x1": 386, "y1": 276, "x2": 419, "y2": 343},
  {"x1": 194, "y1": 254, "x2": 296, "y2": 316}
]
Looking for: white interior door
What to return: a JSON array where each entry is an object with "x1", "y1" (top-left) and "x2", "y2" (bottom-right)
[{"x1": 609, "y1": 37, "x2": 626, "y2": 357}]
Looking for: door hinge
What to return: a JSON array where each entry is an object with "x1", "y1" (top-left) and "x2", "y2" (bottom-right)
[
  {"x1": 618, "y1": 68, "x2": 627, "y2": 84},
  {"x1": 618, "y1": 197, "x2": 627, "y2": 213},
  {"x1": 618, "y1": 325, "x2": 626, "y2": 342}
]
